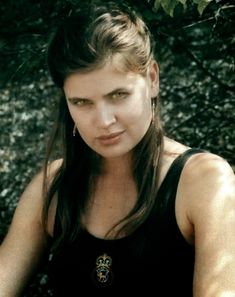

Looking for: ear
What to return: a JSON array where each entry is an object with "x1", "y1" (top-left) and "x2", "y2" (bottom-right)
[{"x1": 149, "y1": 60, "x2": 159, "y2": 98}]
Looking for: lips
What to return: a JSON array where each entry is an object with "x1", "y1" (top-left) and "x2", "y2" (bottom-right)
[
  {"x1": 97, "y1": 131, "x2": 125, "y2": 145},
  {"x1": 98, "y1": 131, "x2": 124, "y2": 140}
]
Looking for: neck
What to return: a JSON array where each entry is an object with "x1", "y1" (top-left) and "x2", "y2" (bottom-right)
[{"x1": 101, "y1": 153, "x2": 133, "y2": 178}]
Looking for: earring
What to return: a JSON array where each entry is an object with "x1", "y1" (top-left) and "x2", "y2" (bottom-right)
[
  {"x1": 73, "y1": 124, "x2": 77, "y2": 137},
  {"x1": 152, "y1": 101, "x2": 156, "y2": 123}
]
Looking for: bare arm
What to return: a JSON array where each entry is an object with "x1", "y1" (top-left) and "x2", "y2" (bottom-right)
[
  {"x1": 185, "y1": 154, "x2": 235, "y2": 296},
  {"x1": 0, "y1": 171, "x2": 48, "y2": 297}
]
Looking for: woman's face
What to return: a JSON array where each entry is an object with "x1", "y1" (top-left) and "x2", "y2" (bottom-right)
[{"x1": 63, "y1": 61, "x2": 158, "y2": 159}]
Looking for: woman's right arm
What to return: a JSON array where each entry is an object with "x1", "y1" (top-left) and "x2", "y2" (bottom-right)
[{"x1": 0, "y1": 170, "x2": 49, "y2": 297}]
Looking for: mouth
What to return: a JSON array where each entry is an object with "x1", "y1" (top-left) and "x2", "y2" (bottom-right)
[{"x1": 97, "y1": 131, "x2": 125, "y2": 145}]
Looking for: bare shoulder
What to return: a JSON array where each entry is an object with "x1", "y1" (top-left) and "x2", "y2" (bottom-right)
[
  {"x1": 178, "y1": 150, "x2": 235, "y2": 240},
  {"x1": 1, "y1": 159, "x2": 63, "y2": 250},
  {"x1": 179, "y1": 153, "x2": 235, "y2": 295},
  {"x1": 19, "y1": 158, "x2": 63, "y2": 207},
  {"x1": 181, "y1": 151, "x2": 234, "y2": 207},
  {"x1": 5, "y1": 158, "x2": 63, "y2": 237},
  {"x1": 0, "y1": 159, "x2": 62, "y2": 296},
  {"x1": 181, "y1": 151, "x2": 235, "y2": 204}
]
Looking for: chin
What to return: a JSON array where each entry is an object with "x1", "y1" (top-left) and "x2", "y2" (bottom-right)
[{"x1": 95, "y1": 146, "x2": 133, "y2": 159}]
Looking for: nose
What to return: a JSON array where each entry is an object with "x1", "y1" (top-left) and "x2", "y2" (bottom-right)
[{"x1": 95, "y1": 102, "x2": 116, "y2": 129}]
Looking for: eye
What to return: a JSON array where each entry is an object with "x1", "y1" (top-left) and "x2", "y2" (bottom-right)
[
  {"x1": 76, "y1": 99, "x2": 89, "y2": 106},
  {"x1": 68, "y1": 98, "x2": 91, "y2": 106},
  {"x1": 111, "y1": 91, "x2": 129, "y2": 100}
]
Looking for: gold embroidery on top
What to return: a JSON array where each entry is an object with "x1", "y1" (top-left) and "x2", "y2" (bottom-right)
[{"x1": 95, "y1": 253, "x2": 113, "y2": 283}]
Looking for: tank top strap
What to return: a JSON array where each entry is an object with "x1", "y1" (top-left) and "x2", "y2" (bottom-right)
[{"x1": 156, "y1": 148, "x2": 207, "y2": 219}]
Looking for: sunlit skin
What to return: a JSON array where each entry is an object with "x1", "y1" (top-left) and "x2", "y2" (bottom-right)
[
  {"x1": 64, "y1": 60, "x2": 158, "y2": 160},
  {"x1": 174, "y1": 153, "x2": 235, "y2": 297}
]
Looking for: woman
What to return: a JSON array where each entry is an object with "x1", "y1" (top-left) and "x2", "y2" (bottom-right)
[{"x1": 1, "y1": 2, "x2": 235, "y2": 296}]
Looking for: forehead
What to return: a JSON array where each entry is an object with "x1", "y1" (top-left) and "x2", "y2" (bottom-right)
[{"x1": 63, "y1": 62, "x2": 146, "y2": 98}]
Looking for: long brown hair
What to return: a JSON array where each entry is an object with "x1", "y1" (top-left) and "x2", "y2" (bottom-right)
[{"x1": 43, "y1": 1, "x2": 164, "y2": 252}]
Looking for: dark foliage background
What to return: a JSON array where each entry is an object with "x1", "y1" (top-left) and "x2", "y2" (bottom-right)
[{"x1": 0, "y1": 0, "x2": 234, "y2": 295}]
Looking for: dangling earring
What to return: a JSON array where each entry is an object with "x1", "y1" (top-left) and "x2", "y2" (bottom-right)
[
  {"x1": 73, "y1": 124, "x2": 77, "y2": 137},
  {"x1": 151, "y1": 101, "x2": 156, "y2": 124}
]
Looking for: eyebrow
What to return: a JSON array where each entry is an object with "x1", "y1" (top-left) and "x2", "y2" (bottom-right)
[
  {"x1": 67, "y1": 87, "x2": 130, "y2": 102},
  {"x1": 104, "y1": 87, "x2": 129, "y2": 98}
]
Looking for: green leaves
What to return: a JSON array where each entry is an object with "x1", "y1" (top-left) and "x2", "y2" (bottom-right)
[
  {"x1": 193, "y1": 0, "x2": 213, "y2": 15},
  {"x1": 154, "y1": 0, "x2": 213, "y2": 16}
]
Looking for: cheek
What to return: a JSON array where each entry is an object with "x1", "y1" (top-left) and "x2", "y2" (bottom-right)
[
  {"x1": 74, "y1": 120, "x2": 94, "y2": 145},
  {"x1": 67, "y1": 105, "x2": 76, "y2": 121},
  {"x1": 67, "y1": 107, "x2": 90, "y2": 135},
  {"x1": 126, "y1": 92, "x2": 152, "y2": 122}
]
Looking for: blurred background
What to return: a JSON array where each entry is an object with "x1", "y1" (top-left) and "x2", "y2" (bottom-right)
[{"x1": 0, "y1": 0, "x2": 234, "y2": 295}]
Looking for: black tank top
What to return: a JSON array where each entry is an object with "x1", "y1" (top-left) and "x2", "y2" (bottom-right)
[{"x1": 48, "y1": 148, "x2": 205, "y2": 296}]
